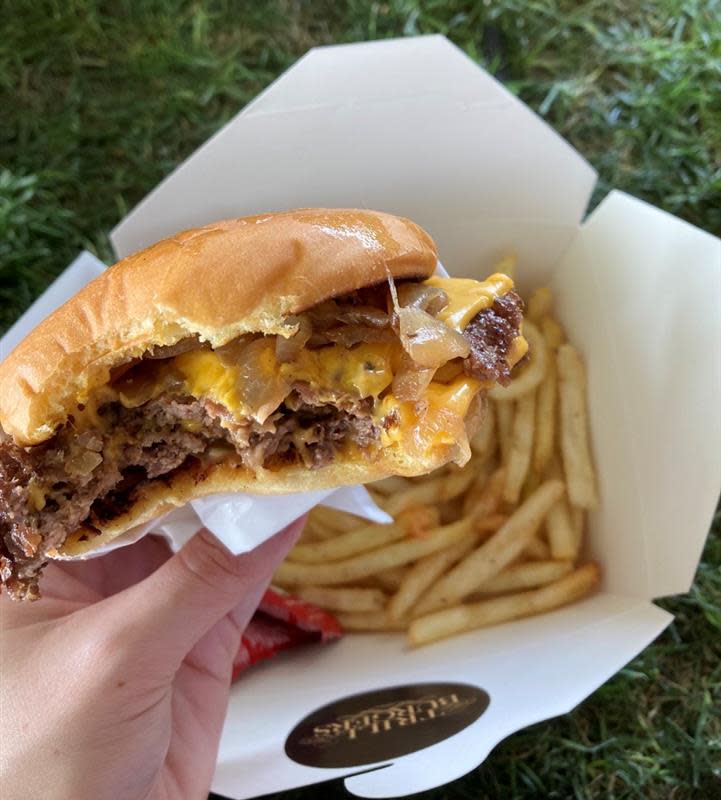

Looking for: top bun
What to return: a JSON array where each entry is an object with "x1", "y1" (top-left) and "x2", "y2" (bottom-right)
[{"x1": 0, "y1": 209, "x2": 438, "y2": 445}]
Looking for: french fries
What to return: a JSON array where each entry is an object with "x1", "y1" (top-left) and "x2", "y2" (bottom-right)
[
  {"x1": 504, "y1": 391, "x2": 536, "y2": 503},
  {"x1": 464, "y1": 467, "x2": 505, "y2": 520},
  {"x1": 527, "y1": 286, "x2": 553, "y2": 321},
  {"x1": 533, "y1": 351, "x2": 557, "y2": 473},
  {"x1": 272, "y1": 284, "x2": 600, "y2": 648},
  {"x1": 470, "y1": 559, "x2": 573, "y2": 596},
  {"x1": 557, "y1": 344, "x2": 598, "y2": 509},
  {"x1": 546, "y1": 497, "x2": 578, "y2": 560},
  {"x1": 336, "y1": 611, "x2": 408, "y2": 632},
  {"x1": 407, "y1": 563, "x2": 601, "y2": 646},
  {"x1": 273, "y1": 518, "x2": 477, "y2": 587},
  {"x1": 524, "y1": 535, "x2": 551, "y2": 560},
  {"x1": 374, "y1": 566, "x2": 408, "y2": 593},
  {"x1": 541, "y1": 316, "x2": 565, "y2": 349},
  {"x1": 381, "y1": 468, "x2": 475, "y2": 516},
  {"x1": 311, "y1": 506, "x2": 367, "y2": 533},
  {"x1": 287, "y1": 522, "x2": 408, "y2": 564},
  {"x1": 368, "y1": 475, "x2": 413, "y2": 496},
  {"x1": 412, "y1": 480, "x2": 564, "y2": 615},
  {"x1": 470, "y1": 400, "x2": 496, "y2": 457},
  {"x1": 388, "y1": 535, "x2": 481, "y2": 621},
  {"x1": 296, "y1": 586, "x2": 387, "y2": 612},
  {"x1": 495, "y1": 400, "x2": 514, "y2": 465}
]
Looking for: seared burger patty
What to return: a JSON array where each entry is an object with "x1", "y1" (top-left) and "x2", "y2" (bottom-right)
[{"x1": 0, "y1": 292, "x2": 523, "y2": 600}]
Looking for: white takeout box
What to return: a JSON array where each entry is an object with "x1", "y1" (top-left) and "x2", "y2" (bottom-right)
[{"x1": 45, "y1": 35, "x2": 721, "y2": 799}]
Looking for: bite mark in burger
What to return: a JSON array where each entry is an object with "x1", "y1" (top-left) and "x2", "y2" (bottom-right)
[{"x1": 0, "y1": 209, "x2": 526, "y2": 599}]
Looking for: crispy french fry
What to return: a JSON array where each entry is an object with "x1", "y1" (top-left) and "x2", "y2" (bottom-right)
[
  {"x1": 296, "y1": 586, "x2": 387, "y2": 613},
  {"x1": 524, "y1": 536, "x2": 551, "y2": 560},
  {"x1": 504, "y1": 392, "x2": 536, "y2": 504},
  {"x1": 541, "y1": 316, "x2": 565, "y2": 350},
  {"x1": 462, "y1": 460, "x2": 493, "y2": 515},
  {"x1": 472, "y1": 559, "x2": 573, "y2": 595},
  {"x1": 383, "y1": 469, "x2": 475, "y2": 516},
  {"x1": 527, "y1": 287, "x2": 553, "y2": 322},
  {"x1": 439, "y1": 499, "x2": 464, "y2": 525},
  {"x1": 336, "y1": 611, "x2": 408, "y2": 632},
  {"x1": 464, "y1": 467, "x2": 505, "y2": 521},
  {"x1": 274, "y1": 518, "x2": 476, "y2": 587},
  {"x1": 494, "y1": 253, "x2": 517, "y2": 280},
  {"x1": 476, "y1": 514, "x2": 508, "y2": 532},
  {"x1": 374, "y1": 566, "x2": 407, "y2": 593},
  {"x1": 490, "y1": 321, "x2": 547, "y2": 401},
  {"x1": 407, "y1": 563, "x2": 600, "y2": 646},
  {"x1": 546, "y1": 498, "x2": 578, "y2": 560},
  {"x1": 304, "y1": 517, "x2": 344, "y2": 541},
  {"x1": 470, "y1": 401, "x2": 496, "y2": 457},
  {"x1": 312, "y1": 506, "x2": 366, "y2": 534},
  {"x1": 521, "y1": 467, "x2": 541, "y2": 501},
  {"x1": 388, "y1": 535, "x2": 481, "y2": 621},
  {"x1": 533, "y1": 350, "x2": 557, "y2": 473},
  {"x1": 495, "y1": 400, "x2": 514, "y2": 465},
  {"x1": 369, "y1": 476, "x2": 413, "y2": 496},
  {"x1": 557, "y1": 345, "x2": 598, "y2": 509},
  {"x1": 413, "y1": 480, "x2": 565, "y2": 614},
  {"x1": 572, "y1": 506, "x2": 585, "y2": 551},
  {"x1": 395, "y1": 505, "x2": 441, "y2": 537},
  {"x1": 287, "y1": 522, "x2": 407, "y2": 564}
]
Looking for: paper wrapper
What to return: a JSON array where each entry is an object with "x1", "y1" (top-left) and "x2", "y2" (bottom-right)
[{"x1": 0, "y1": 251, "x2": 391, "y2": 558}]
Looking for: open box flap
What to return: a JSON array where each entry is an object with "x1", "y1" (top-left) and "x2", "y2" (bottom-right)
[
  {"x1": 552, "y1": 191, "x2": 721, "y2": 600},
  {"x1": 110, "y1": 36, "x2": 596, "y2": 284},
  {"x1": 212, "y1": 595, "x2": 671, "y2": 799}
]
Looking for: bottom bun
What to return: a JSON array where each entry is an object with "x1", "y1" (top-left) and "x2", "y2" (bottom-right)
[{"x1": 54, "y1": 443, "x2": 458, "y2": 558}]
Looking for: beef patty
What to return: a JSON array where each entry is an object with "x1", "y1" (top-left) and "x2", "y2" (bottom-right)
[{"x1": 0, "y1": 292, "x2": 523, "y2": 599}]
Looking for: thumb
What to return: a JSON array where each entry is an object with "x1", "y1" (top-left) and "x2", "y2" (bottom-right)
[{"x1": 109, "y1": 519, "x2": 303, "y2": 674}]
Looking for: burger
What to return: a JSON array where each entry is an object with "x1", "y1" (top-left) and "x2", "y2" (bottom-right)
[{"x1": 0, "y1": 209, "x2": 526, "y2": 599}]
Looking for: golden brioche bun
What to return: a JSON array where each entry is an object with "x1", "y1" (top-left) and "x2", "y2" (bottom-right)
[{"x1": 0, "y1": 209, "x2": 437, "y2": 446}]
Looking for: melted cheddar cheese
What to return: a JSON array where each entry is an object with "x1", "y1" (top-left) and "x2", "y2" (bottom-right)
[
  {"x1": 379, "y1": 376, "x2": 481, "y2": 452},
  {"x1": 424, "y1": 273, "x2": 514, "y2": 331},
  {"x1": 70, "y1": 274, "x2": 521, "y2": 463},
  {"x1": 173, "y1": 342, "x2": 396, "y2": 419},
  {"x1": 281, "y1": 343, "x2": 394, "y2": 399}
]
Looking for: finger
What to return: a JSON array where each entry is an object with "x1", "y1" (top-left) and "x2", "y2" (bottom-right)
[{"x1": 105, "y1": 520, "x2": 304, "y2": 675}]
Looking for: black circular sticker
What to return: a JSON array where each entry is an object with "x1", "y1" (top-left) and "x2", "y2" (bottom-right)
[{"x1": 285, "y1": 682, "x2": 490, "y2": 769}]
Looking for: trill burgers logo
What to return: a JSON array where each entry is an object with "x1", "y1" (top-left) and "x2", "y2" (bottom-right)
[{"x1": 285, "y1": 683, "x2": 490, "y2": 768}]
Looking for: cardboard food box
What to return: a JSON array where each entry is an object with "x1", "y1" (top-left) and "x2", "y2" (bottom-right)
[{"x1": 7, "y1": 35, "x2": 719, "y2": 799}]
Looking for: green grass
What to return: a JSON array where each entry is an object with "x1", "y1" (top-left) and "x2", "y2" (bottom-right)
[{"x1": 1, "y1": 1, "x2": 720, "y2": 798}]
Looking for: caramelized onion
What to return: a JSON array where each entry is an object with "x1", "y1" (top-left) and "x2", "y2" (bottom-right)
[
  {"x1": 396, "y1": 284, "x2": 449, "y2": 316},
  {"x1": 307, "y1": 332, "x2": 331, "y2": 349},
  {"x1": 114, "y1": 361, "x2": 180, "y2": 407},
  {"x1": 392, "y1": 354, "x2": 435, "y2": 401},
  {"x1": 307, "y1": 301, "x2": 341, "y2": 331},
  {"x1": 398, "y1": 306, "x2": 469, "y2": 368},
  {"x1": 325, "y1": 325, "x2": 397, "y2": 348},
  {"x1": 215, "y1": 335, "x2": 253, "y2": 366},
  {"x1": 234, "y1": 337, "x2": 290, "y2": 423},
  {"x1": 308, "y1": 301, "x2": 389, "y2": 331},
  {"x1": 388, "y1": 276, "x2": 469, "y2": 368},
  {"x1": 334, "y1": 305, "x2": 390, "y2": 328},
  {"x1": 275, "y1": 315, "x2": 312, "y2": 363},
  {"x1": 145, "y1": 337, "x2": 202, "y2": 360},
  {"x1": 66, "y1": 450, "x2": 103, "y2": 476}
]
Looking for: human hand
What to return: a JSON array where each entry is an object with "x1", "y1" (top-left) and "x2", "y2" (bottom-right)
[{"x1": 0, "y1": 520, "x2": 304, "y2": 800}]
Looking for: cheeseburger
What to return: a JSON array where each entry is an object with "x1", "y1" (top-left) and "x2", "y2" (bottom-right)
[{"x1": 0, "y1": 209, "x2": 526, "y2": 599}]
